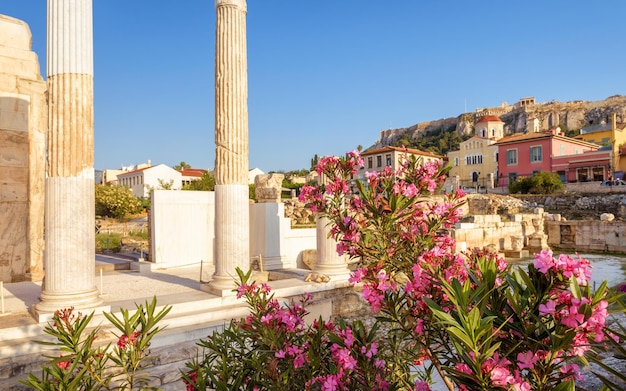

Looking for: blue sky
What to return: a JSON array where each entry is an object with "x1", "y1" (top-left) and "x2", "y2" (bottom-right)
[{"x1": 2, "y1": 1, "x2": 624, "y2": 172}]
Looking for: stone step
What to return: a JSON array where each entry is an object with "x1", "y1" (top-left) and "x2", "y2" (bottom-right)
[
  {"x1": 95, "y1": 257, "x2": 131, "y2": 273},
  {"x1": 0, "y1": 302, "x2": 245, "y2": 389},
  {"x1": 0, "y1": 276, "x2": 349, "y2": 389}
]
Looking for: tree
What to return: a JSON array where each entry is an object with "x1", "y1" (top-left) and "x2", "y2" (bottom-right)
[
  {"x1": 182, "y1": 171, "x2": 216, "y2": 191},
  {"x1": 310, "y1": 154, "x2": 319, "y2": 172},
  {"x1": 95, "y1": 185, "x2": 143, "y2": 220},
  {"x1": 173, "y1": 161, "x2": 191, "y2": 170},
  {"x1": 156, "y1": 178, "x2": 174, "y2": 190}
]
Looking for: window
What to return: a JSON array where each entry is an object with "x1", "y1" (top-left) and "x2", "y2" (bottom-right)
[
  {"x1": 386, "y1": 154, "x2": 392, "y2": 166},
  {"x1": 577, "y1": 168, "x2": 589, "y2": 182},
  {"x1": 508, "y1": 172, "x2": 518, "y2": 184},
  {"x1": 557, "y1": 170, "x2": 566, "y2": 183},
  {"x1": 377, "y1": 156, "x2": 382, "y2": 167},
  {"x1": 494, "y1": 151, "x2": 498, "y2": 162},
  {"x1": 368, "y1": 157, "x2": 373, "y2": 169},
  {"x1": 454, "y1": 157, "x2": 459, "y2": 166},
  {"x1": 592, "y1": 167, "x2": 604, "y2": 181},
  {"x1": 506, "y1": 149, "x2": 517, "y2": 165},
  {"x1": 530, "y1": 146, "x2": 542, "y2": 162}
]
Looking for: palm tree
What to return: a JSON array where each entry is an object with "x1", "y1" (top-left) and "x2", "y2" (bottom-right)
[{"x1": 174, "y1": 161, "x2": 191, "y2": 170}]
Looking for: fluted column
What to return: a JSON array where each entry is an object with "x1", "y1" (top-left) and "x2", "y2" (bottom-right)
[
  {"x1": 204, "y1": 0, "x2": 250, "y2": 294},
  {"x1": 314, "y1": 216, "x2": 351, "y2": 280},
  {"x1": 33, "y1": 0, "x2": 106, "y2": 320}
]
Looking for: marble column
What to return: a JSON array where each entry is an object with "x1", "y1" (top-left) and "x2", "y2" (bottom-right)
[
  {"x1": 203, "y1": 0, "x2": 250, "y2": 294},
  {"x1": 314, "y1": 216, "x2": 351, "y2": 280},
  {"x1": 33, "y1": 0, "x2": 107, "y2": 320}
]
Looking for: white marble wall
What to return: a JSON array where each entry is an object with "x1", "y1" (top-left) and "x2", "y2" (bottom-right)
[
  {"x1": 150, "y1": 194, "x2": 317, "y2": 274},
  {"x1": 150, "y1": 190, "x2": 215, "y2": 269}
]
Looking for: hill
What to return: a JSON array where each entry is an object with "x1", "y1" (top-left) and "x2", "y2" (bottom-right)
[{"x1": 369, "y1": 95, "x2": 626, "y2": 156}]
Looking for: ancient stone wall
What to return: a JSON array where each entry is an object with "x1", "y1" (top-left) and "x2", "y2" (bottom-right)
[
  {"x1": 513, "y1": 193, "x2": 626, "y2": 220},
  {"x1": 546, "y1": 220, "x2": 626, "y2": 253},
  {"x1": 0, "y1": 15, "x2": 46, "y2": 282}
]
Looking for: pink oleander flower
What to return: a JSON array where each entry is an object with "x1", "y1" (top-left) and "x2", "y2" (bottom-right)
[
  {"x1": 322, "y1": 375, "x2": 339, "y2": 391},
  {"x1": 561, "y1": 305, "x2": 585, "y2": 328},
  {"x1": 511, "y1": 379, "x2": 531, "y2": 391},
  {"x1": 455, "y1": 362, "x2": 472, "y2": 375},
  {"x1": 361, "y1": 342, "x2": 378, "y2": 358},
  {"x1": 490, "y1": 365, "x2": 514, "y2": 387},
  {"x1": 349, "y1": 267, "x2": 367, "y2": 284},
  {"x1": 338, "y1": 327, "x2": 356, "y2": 346},
  {"x1": 516, "y1": 351, "x2": 538, "y2": 370},
  {"x1": 560, "y1": 363, "x2": 582, "y2": 381},
  {"x1": 331, "y1": 345, "x2": 357, "y2": 371},
  {"x1": 183, "y1": 370, "x2": 198, "y2": 391},
  {"x1": 56, "y1": 356, "x2": 71, "y2": 370},
  {"x1": 539, "y1": 299, "x2": 557, "y2": 316},
  {"x1": 413, "y1": 380, "x2": 432, "y2": 391},
  {"x1": 117, "y1": 331, "x2": 140, "y2": 350},
  {"x1": 362, "y1": 284, "x2": 384, "y2": 312},
  {"x1": 533, "y1": 249, "x2": 555, "y2": 273}
]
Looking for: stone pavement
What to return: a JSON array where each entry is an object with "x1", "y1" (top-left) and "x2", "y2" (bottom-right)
[{"x1": 1, "y1": 255, "x2": 213, "y2": 325}]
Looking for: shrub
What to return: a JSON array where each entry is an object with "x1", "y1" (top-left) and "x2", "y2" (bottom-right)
[
  {"x1": 95, "y1": 185, "x2": 143, "y2": 220},
  {"x1": 182, "y1": 171, "x2": 216, "y2": 191},
  {"x1": 509, "y1": 171, "x2": 563, "y2": 194},
  {"x1": 95, "y1": 232, "x2": 122, "y2": 252},
  {"x1": 22, "y1": 297, "x2": 171, "y2": 390},
  {"x1": 182, "y1": 151, "x2": 612, "y2": 391},
  {"x1": 182, "y1": 269, "x2": 393, "y2": 391},
  {"x1": 296, "y1": 151, "x2": 609, "y2": 390}
]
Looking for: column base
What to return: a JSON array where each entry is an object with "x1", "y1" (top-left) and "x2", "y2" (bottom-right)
[
  {"x1": 32, "y1": 288, "x2": 109, "y2": 323},
  {"x1": 313, "y1": 262, "x2": 352, "y2": 281},
  {"x1": 200, "y1": 275, "x2": 238, "y2": 297}
]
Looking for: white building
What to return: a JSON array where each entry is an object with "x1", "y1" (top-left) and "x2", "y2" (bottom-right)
[
  {"x1": 180, "y1": 168, "x2": 208, "y2": 186},
  {"x1": 357, "y1": 146, "x2": 443, "y2": 181},
  {"x1": 117, "y1": 164, "x2": 183, "y2": 198},
  {"x1": 249, "y1": 167, "x2": 264, "y2": 184}
]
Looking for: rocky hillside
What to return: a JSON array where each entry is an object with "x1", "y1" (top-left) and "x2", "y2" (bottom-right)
[{"x1": 371, "y1": 95, "x2": 626, "y2": 149}]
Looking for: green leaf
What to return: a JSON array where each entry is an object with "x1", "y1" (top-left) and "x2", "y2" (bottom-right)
[{"x1": 552, "y1": 380, "x2": 575, "y2": 391}]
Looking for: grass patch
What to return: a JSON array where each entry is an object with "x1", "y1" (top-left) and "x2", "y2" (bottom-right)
[
  {"x1": 96, "y1": 232, "x2": 122, "y2": 253},
  {"x1": 128, "y1": 229, "x2": 149, "y2": 240}
]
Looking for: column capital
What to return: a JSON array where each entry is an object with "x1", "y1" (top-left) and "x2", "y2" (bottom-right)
[{"x1": 215, "y1": 0, "x2": 246, "y2": 11}]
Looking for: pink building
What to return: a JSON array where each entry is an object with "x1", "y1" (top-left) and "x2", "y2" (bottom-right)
[{"x1": 495, "y1": 130, "x2": 606, "y2": 187}]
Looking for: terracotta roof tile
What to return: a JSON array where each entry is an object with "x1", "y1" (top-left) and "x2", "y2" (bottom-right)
[{"x1": 476, "y1": 115, "x2": 503, "y2": 123}]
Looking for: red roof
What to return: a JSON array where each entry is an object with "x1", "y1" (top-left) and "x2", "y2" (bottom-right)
[
  {"x1": 116, "y1": 166, "x2": 152, "y2": 176},
  {"x1": 476, "y1": 115, "x2": 503, "y2": 123},
  {"x1": 494, "y1": 131, "x2": 598, "y2": 148},
  {"x1": 361, "y1": 146, "x2": 442, "y2": 159},
  {"x1": 179, "y1": 168, "x2": 207, "y2": 177}
]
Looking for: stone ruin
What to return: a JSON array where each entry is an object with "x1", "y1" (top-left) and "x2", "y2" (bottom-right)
[
  {"x1": 254, "y1": 173, "x2": 283, "y2": 203},
  {"x1": 0, "y1": 15, "x2": 46, "y2": 282}
]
